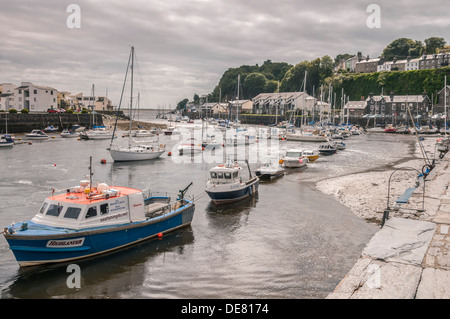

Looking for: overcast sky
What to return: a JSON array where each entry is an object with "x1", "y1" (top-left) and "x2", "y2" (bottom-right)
[{"x1": 1, "y1": 0, "x2": 449, "y2": 108}]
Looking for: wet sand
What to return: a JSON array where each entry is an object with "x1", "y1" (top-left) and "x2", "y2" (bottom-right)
[{"x1": 316, "y1": 136, "x2": 438, "y2": 224}]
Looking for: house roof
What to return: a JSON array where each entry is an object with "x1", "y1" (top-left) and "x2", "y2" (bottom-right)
[
  {"x1": 345, "y1": 101, "x2": 367, "y2": 109},
  {"x1": 367, "y1": 95, "x2": 427, "y2": 103}
]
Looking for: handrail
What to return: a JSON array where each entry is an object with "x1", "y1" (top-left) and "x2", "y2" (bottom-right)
[{"x1": 382, "y1": 166, "x2": 427, "y2": 227}]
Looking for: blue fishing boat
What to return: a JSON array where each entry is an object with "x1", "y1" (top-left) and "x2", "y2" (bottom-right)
[
  {"x1": 3, "y1": 158, "x2": 194, "y2": 267},
  {"x1": 205, "y1": 159, "x2": 259, "y2": 204},
  {"x1": 0, "y1": 134, "x2": 14, "y2": 147}
]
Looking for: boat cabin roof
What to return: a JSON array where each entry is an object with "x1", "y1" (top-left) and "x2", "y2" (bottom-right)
[{"x1": 49, "y1": 185, "x2": 140, "y2": 205}]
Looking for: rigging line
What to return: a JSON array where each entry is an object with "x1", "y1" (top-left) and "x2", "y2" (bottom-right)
[
  {"x1": 406, "y1": 104, "x2": 430, "y2": 167},
  {"x1": 110, "y1": 49, "x2": 132, "y2": 148}
]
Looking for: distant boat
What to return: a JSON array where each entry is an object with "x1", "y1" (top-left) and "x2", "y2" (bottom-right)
[
  {"x1": 384, "y1": 125, "x2": 397, "y2": 133},
  {"x1": 163, "y1": 126, "x2": 175, "y2": 135},
  {"x1": 318, "y1": 143, "x2": 337, "y2": 155},
  {"x1": 24, "y1": 129, "x2": 49, "y2": 140},
  {"x1": 255, "y1": 160, "x2": 284, "y2": 180},
  {"x1": 60, "y1": 129, "x2": 79, "y2": 138},
  {"x1": 301, "y1": 149, "x2": 320, "y2": 162},
  {"x1": 332, "y1": 141, "x2": 346, "y2": 150},
  {"x1": 178, "y1": 138, "x2": 203, "y2": 155},
  {"x1": 0, "y1": 134, "x2": 14, "y2": 147},
  {"x1": 285, "y1": 129, "x2": 329, "y2": 142},
  {"x1": 205, "y1": 160, "x2": 259, "y2": 205},
  {"x1": 80, "y1": 126, "x2": 116, "y2": 140},
  {"x1": 281, "y1": 149, "x2": 309, "y2": 168},
  {"x1": 43, "y1": 125, "x2": 59, "y2": 133}
]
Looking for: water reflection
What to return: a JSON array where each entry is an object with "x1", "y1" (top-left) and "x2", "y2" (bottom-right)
[{"x1": 2, "y1": 227, "x2": 195, "y2": 298}]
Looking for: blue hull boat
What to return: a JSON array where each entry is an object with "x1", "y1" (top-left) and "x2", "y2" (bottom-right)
[
  {"x1": 205, "y1": 160, "x2": 259, "y2": 205},
  {"x1": 3, "y1": 165, "x2": 195, "y2": 267}
]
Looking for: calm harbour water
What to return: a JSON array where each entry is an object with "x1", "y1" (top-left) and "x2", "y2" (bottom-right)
[{"x1": 0, "y1": 111, "x2": 417, "y2": 299}]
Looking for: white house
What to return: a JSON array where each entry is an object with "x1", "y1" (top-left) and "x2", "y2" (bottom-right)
[
  {"x1": 252, "y1": 92, "x2": 317, "y2": 115},
  {"x1": 405, "y1": 58, "x2": 420, "y2": 71},
  {"x1": 14, "y1": 82, "x2": 58, "y2": 112},
  {"x1": 0, "y1": 83, "x2": 17, "y2": 111}
]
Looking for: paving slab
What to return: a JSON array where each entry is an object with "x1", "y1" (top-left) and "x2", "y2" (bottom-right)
[
  {"x1": 362, "y1": 218, "x2": 436, "y2": 266},
  {"x1": 416, "y1": 268, "x2": 450, "y2": 299},
  {"x1": 327, "y1": 257, "x2": 422, "y2": 299}
]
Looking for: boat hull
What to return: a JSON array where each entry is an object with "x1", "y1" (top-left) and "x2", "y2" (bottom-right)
[
  {"x1": 110, "y1": 148, "x2": 164, "y2": 162},
  {"x1": 205, "y1": 178, "x2": 259, "y2": 204},
  {"x1": 4, "y1": 203, "x2": 194, "y2": 267}
]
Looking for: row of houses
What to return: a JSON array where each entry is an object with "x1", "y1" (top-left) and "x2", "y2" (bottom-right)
[
  {"x1": 0, "y1": 82, "x2": 113, "y2": 112},
  {"x1": 193, "y1": 86, "x2": 450, "y2": 121},
  {"x1": 356, "y1": 53, "x2": 450, "y2": 73},
  {"x1": 188, "y1": 92, "x2": 332, "y2": 117},
  {"x1": 344, "y1": 86, "x2": 450, "y2": 119},
  {"x1": 336, "y1": 52, "x2": 450, "y2": 74}
]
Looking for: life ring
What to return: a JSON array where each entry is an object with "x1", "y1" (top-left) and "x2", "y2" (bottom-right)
[{"x1": 218, "y1": 164, "x2": 224, "y2": 167}]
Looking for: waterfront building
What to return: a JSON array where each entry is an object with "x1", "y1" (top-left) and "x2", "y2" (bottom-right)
[
  {"x1": 14, "y1": 82, "x2": 58, "y2": 112},
  {"x1": 344, "y1": 100, "x2": 367, "y2": 117},
  {"x1": 365, "y1": 92, "x2": 431, "y2": 120},
  {"x1": 252, "y1": 92, "x2": 317, "y2": 116},
  {"x1": 95, "y1": 96, "x2": 113, "y2": 111},
  {"x1": 228, "y1": 99, "x2": 252, "y2": 115},
  {"x1": 0, "y1": 83, "x2": 17, "y2": 111}
]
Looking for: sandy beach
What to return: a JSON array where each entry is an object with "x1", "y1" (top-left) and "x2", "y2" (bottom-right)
[{"x1": 315, "y1": 135, "x2": 441, "y2": 224}]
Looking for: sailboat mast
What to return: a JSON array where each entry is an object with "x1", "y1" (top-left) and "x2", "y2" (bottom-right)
[{"x1": 129, "y1": 46, "x2": 134, "y2": 148}]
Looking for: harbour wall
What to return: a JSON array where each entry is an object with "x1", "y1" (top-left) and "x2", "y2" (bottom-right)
[
  {"x1": 185, "y1": 113, "x2": 441, "y2": 128},
  {"x1": 0, "y1": 113, "x2": 105, "y2": 134}
]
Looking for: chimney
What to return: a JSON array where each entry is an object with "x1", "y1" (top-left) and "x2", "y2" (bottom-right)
[
  {"x1": 357, "y1": 52, "x2": 362, "y2": 62},
  {"x1": 393, "y1": 57, "x2": 397, "y2": 64},
  {"x1": 390, "y1": 91, "x2": 394, "y2": 102},
  {"x1": 407, "y1": 56, "x2": 411, "y2": 62}
]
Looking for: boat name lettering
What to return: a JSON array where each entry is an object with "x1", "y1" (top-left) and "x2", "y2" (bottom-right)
[
  {"x1": 100, "y1": 211, "x2": 128, "y2": 222},
  {"x1": 46, "y1": 237, "x2": 85, "y2": 248},
  {"x1": 133, "y1": 203, "x2": 142, "y2": 207},
  {"x1": 109, "y1": 199, "x2": 127, "y2": 213}
]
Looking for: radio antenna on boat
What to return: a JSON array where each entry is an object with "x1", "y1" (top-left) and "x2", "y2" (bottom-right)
[{"x1": 89, "y1": 156, "x2": 93, "y2": 198}]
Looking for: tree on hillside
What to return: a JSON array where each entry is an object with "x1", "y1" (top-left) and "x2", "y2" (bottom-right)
[
  {"x1": 243, "y1": 73, "x2": 267, "y2": 99},
  {"x1": 382, "y1": 38, "x2": 423, "y2": 60},
  {"x1": 334, "y1": 53, "x2": 354, "y2": 66},
  {"x1": 279, "y1": 56, "x2": 334, "y2": 95},
  {"x1": 425, "y1": 37, "x2": 446, "y2": 54},
  {"x1": 177, "y1": 98, "x2": 189, "y2": 110}
]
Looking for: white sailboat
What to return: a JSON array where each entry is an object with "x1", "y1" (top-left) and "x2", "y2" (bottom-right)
[{"x1": 109, "y1": 46, "x2": 164, "y2": 162}]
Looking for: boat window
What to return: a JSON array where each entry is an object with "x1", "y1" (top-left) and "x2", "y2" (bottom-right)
[
  {"x1": 210, "y1": 172, "x2": 217, "y2": 178},
  {"x1": 224, "y1": 172, "x2": 231, "y2": 179},
  {"x1": 64, "y1": 207, "x2": 81, "y2": 220},
  {"x1": 100, "y1": 203, "x2": 109, "y2": 215},
  {"x1": 233, "y1": 172, "x2": 238, "y2": 178},
  {"x1": 286, "y1": 152, "x2": 300, "y2": 157},
  {"x1": 86, "y1": 206, "x2": 97, "y2": 219},
  {"x1": 217, "y1": 172, "x2": 223, "y2": 179},
  {"x1": 46, "y1": 204, "x2": 63, "y2": 217},
  {"x1": 38, "y1": 202, "x2": 48, "y2": 214}
]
